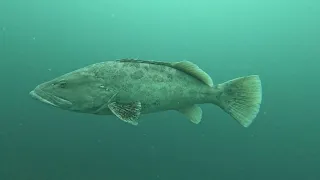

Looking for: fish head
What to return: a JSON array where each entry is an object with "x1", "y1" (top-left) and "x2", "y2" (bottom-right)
[{"x1": 30, "y1": 68, "x2": 105, "y2": 112}]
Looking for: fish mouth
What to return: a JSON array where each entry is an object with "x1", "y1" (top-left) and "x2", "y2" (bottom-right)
[
  {"x1": 29, "y1": 87, "x2": 72, "y2": 107},
  {"x1": 30, "y1": 90, "x2": 57, "y2": 106}
]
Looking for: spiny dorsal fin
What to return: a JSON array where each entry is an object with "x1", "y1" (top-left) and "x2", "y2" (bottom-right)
[
  {"x1": 117, "y1": 58, "x2": 173, "y2": 66},
  {"x1": 172, "y1": 61, "x2": 213, "y2": 87},
  {"x1": 117, "y1": 59, "x2": 213, "y2": 87}
]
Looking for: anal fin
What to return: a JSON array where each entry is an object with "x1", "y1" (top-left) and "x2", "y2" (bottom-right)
[
  {"x1": 108, "y1": 101, "x2": 142, "y2": 125},
  {"x1": 178, "y1": 105, "x2": 202, "y2": 124}
]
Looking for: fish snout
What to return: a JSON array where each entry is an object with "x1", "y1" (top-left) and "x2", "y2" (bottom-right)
[{"x1": 29, "y1": 87, "x2": 58, "y2": 107}]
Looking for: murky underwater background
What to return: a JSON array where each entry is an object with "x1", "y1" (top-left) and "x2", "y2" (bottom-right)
[{"x1": 0, "y1": 0, "x2": 319, "y2": 179}]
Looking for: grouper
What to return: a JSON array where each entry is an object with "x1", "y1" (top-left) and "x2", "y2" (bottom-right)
[{"x1": 30, "y1": 59, "x2": 262, "y2": 127}]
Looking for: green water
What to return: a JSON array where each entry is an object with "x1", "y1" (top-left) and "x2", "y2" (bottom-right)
[{"x1": 0, "y1": 0, "x2": 319, "y2": 179}]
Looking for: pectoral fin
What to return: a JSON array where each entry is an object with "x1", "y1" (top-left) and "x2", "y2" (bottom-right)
[
  {"x1": 178, "y1": 105, "x2": 202, "y2": 124},
  {"x1": 108, "y1": 101, "x2": 142, "y2": 125}
]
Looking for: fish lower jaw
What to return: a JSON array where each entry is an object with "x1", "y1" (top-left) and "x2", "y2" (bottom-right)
[{"x1": 29, "y1": 90, "x2": 57, "y2": 107}]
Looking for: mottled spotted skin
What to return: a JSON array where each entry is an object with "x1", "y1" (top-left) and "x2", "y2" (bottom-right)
[
  {"x1": 33, "y1": 59, "x2": 219, "y2": 116},
  {"x1": 31, "y1": 58, "x2": 263, "y2": 128},
  {"x1": 96, "y1": 59, "x2": 218, "y2": 114}
]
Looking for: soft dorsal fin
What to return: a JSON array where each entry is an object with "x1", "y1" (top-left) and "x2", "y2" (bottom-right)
[
  {"x1": 172, "y1": 61, "x2": 214, "y2": 87},
  {"x1": 117, "y1": 59, "x2": 213, "y2": 87}
]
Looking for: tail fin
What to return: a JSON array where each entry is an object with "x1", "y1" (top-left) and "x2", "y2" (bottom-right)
[{"x1": 217, "y1": 75, "x2": 262, "y2": 127}]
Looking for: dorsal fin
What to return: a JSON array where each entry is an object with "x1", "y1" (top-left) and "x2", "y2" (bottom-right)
[
  {"x1": 171, "y1": 61, "x2": 213, "y2": 87},
  {"x1": 117, "y1": 59, "x2": 213, "y2": 87},
  {"x1": 117, "y1": 58, "x2": 173, "y2": 66}
]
